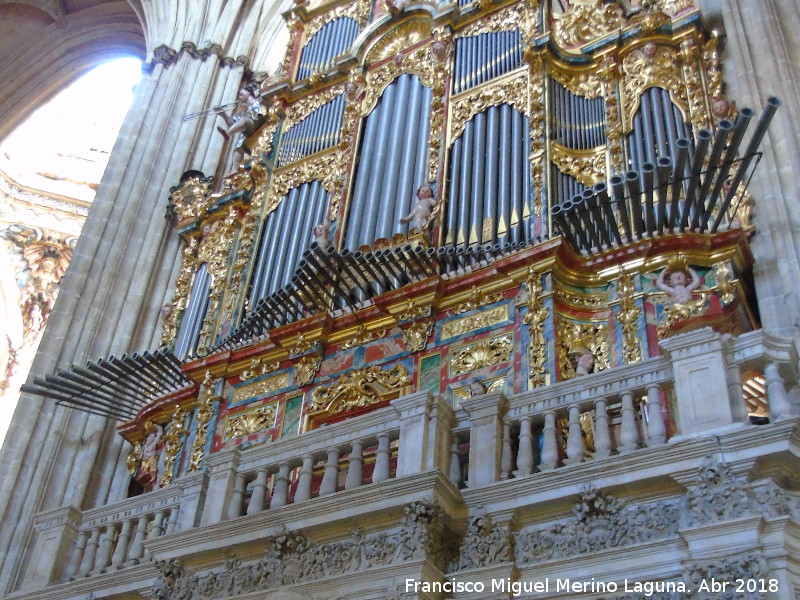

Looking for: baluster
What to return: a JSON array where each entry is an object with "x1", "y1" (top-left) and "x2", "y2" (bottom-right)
[
  {"x1": 645, "y1": 385, "x2": 666, "y2": 445},
  {"x1": 94, "y1": 524, "x2": 116, "y2": 572},
  {"x1": 319, "y1": 448, "x2": 340, "y2": 496},
  {"x1": 228, "y1": 473, "x2": 246, "y2": 520},
  {"x1": 500, "y1": 418, "x2": 512, "y2": 479},
  {"x1": 372, "y1": 433, "x2": 391, "y2": 483},
  {"x1": 66, "y1": 531, "x2": 88, "y2": 579},
  {"x1": 79, "y1": 528, "x2": 100, "y2": 576},
  {"x1": 593, "y1": 398, "x2": 612, "y2": 458},
  {"x1": 765, "y1": 363, "x2": 792, "y2": 420},
  {"x1": 514, "y1": 416, "x2": 534, "y2": 476},
  {"x1": 725, "y1": 361, "x2": 748, "y2": 422},
  {"x1": 449, "y1": 441, "x2": 462, "y2": 486},
  {"x1": 148, "y1": 511, "x2": 165, "y2": 539},
  {"x1": 271, "y1": 463, "x2": 291, "y2": 508},
  {"x1": 247, "y1": 467, "x2": 270, "y2": 515},
  {"x1": 565, "y1": 405, "x2": 585, "y2": 464},
  {"x1": 539, "y1": 411, "x2": 559, "y2": 471},
  {"x1": 127, "y1": 516, "x2": 148, "y2": 563},
  {"x1": 165, "y1": 508, "x2": 179, "y2": 535},
  {"x1": 110, "y1": 519, "x2": 132, "y2": 568},
  {"x1": 295, "y1": 455, "x2": 314, "y2": 502},
  {"x1": 345, "y1": 441, "x2": 364, "y2": 490},
  {"x1": 619, "y1": 392, "x2": 639, "y2": 453}
]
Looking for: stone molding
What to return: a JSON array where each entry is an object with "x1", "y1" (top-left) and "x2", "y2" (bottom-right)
[{"x1": 143, "y1": 42, "x2": 250, "y2": 73}]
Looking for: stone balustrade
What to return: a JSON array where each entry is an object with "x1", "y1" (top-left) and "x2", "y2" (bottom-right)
[{"x1": 19, "y1": 330, "x2": 798, "y2": 594}]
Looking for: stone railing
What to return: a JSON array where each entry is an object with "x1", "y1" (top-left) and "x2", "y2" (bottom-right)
[
  {"x1": 458, "y1": 328, "x2": 799, "y2": 489},
  {"x1": 20, "y1": 391, "x2": 455, "y2": 591}
]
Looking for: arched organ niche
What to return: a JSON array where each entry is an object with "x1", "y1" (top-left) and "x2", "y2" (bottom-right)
[
  {"x1": 277, "y1": 94, "x2": 346, "y2": 167},
  {"x1": 248, "y1": 180, "x2": 330, "y2": 303},
  {"x1": 452, "y1": 30, "x2": 524, "y2": 95},
  {"x1": 296, "y1": 17, "x2": 361, "y2": 80},
  {"x1": 344, "y1": 74, "x2": 432, "y2": 250},
  {"x1": 174, "y1": 263, "x2": 211, "y2": 360},
  {"x1": 445, "y1": 104, "x2": 531, "y2": 247}
]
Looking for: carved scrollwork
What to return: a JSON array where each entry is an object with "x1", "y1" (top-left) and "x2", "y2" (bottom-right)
[
  {"x1": 451, "y1": 509, "x2": 511, "y2": 571},
  {"x1": 168, "y1": 173, "x2": 213, "y2": 221},
  {"x1": 450, "y1": 333, "x2": 513, "y2": 376},
  {"x1": 295, "y1": 354, "x2": 321, "y2": 387},
  {"x1": 189, "y1": 371, "x2": 217, "y2": 472},
  {"x1": 161, "y1": 237, "x2": 198, "y2": 348},
  {"x1": 529, "y1": 53, "x2": 546, "y2": 212},
  {"x1": 450, "y1": 73, "x2": 528, "y2": 144},
  {"x1": 402, "y1": 318, "x2": 433, "y2": 353},
  {"x1": 616, "y1": 272, "x2": 642, "y2": 364},
  {"x1": 283, "y1": 86, "x2": 346, "y2": 132},
  {"x1": 685, "y1": 456, "x2": 751, "y2": 527},
  {"x1": 159, "y1": 407, "x2": 188, "y2": 487},
  {"x1": 452, "y1": 286, "x2": 504, "y2": 315},
  {"x1": 524, "y1": 270, "x2": 549, "y2": 387},
  {"x1": 556, "y1": 318, "x2": 610, "y2": 379},
  {"x1": 549, "y1": 63, "x2": 604, "y2": 99},
  {"x1": 301, "y1": 0, "x2": 370, "y2": 46},
  {"x1": 267, "y1": 150, "x2": 341, "y2": 217},
  {"x1": 550, "y1": 142, "x2": 607, "y2": 187},
  {"x1": 621, "y1": 44, "x2": 689, "y2": 131},
  {"x1": 442, "y1": 305, "x2": 509, "y2": 340},
  {"x1": 223, "y1": 403, "x2": 277, "y2": 441},
  {"x1": 552, "y1": 0, "x2": 622, "y2": 52},
  {"x1": 309, "y1": 364, "x2": 411, "y2": 415},
  {"x1": 455, "y1": 2, "x2": 538, "y2": 40},
  {"x1": 361, "y1": 44, "x2": 435, "y2": 116}
]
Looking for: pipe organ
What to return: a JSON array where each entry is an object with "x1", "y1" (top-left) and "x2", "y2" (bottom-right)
[{"x1": 28, "y1": 0, "x2": 778, "y2": 500}]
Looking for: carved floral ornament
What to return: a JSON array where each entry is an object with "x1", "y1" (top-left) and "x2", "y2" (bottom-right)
[
  {"x1": 309, "y1": 364, "x2": 411, "y2": 416},
  {"x1": 449, "y1": 72, "x2": 529, "y2": 144}
]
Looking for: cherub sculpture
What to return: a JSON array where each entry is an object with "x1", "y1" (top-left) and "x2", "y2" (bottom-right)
[
  {"x1": 469, "y1": 379, "x2": 488, "y2": 397},
  {"x1": 313, "y1": 222, "x2": 330, "y2": 248},
  {"x1": 656, "y1": 260, "x2": 701, "y2": 305},
  {"x1": 399, "y1": 186, "x2": 437, "y2": 231},
  {"x1": 570, "y1": 347, "x2": 595, "y2": 377}
]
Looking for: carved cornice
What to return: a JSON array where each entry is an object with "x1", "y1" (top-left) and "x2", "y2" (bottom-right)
[{"x1": 143, "y1": 43, "x2": 250, "y2": 73}]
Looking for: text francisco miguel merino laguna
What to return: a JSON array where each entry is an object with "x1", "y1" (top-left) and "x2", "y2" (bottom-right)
[{"x1": 405, "y1": 577, "x2": 691, "y2": 596}]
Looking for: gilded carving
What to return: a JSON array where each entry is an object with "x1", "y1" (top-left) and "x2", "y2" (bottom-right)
[
  {"x1": 550, "y1": 142, "x2": 607, "y2": 187},
  {"x1": 555, "y1": 287, "x2": 607, "y2": 309},
  {"x1": 621, "y1": 44, "x2": 689, "y2": 132},
  {"x1": 168, "y1": 173, "x2": 213, "y2": 221},
  {"x1": 232, "y1": 372, "x2": 291, "y2": 404},
  {"x1": 658, "y1": 0, "x2": 695, "y2": 16},
  {"x1": 197, "y1": 207, "x2": 240, "y2": 355},
  {"x1": 552, "y1": 0, "x2": 621, "y2": 51},
  {"x1": 450, "y1": 73, "x2": 528, "y2": 144},
  {"x1": 366, "y1": 20, "x2": 432, "y2": 65},
  {"x1": 616, "y1": 272, "x2": 642, "y2": 364},
  {"x1": 290, "y1": 334, "x2": 318, "y2": 356},
  {"x1": 450, "y1": 333, "x2": 513, "y2": 376},
  {"x1": 556, "y1": 318, "x2": 609, "y2": 379},
  {"x1": 342, "y1": 324, "x2": 385, "y2": 349},
  {"x1": 601, "y1": 56, "x2": 624, "y2": 170},
  {"x1": 251, "y1": 107, "x2": 282, "y2": 156},
  {"x1": 402, "y1": 318, "x2": 433, "y2": 352},
  {"x1": 267, "y1": 150, "x2": 341, "y2": 218},
  {"x1": 456, "y1": 3, "x2": 527, "y2": 38},
  {"x1": 223, "y1": 403, "x2": 277, "y2": 441},
  {"x1": 398, "y1": 298, "x2": 429, "y2": 322},
  {"x1": 524, "y1": 269, "x2": 549, "y2": 387},
  {"x1": 189, "y1": 372, "x2": 217, "y2": 472},
  {"x1": 453, "y1": 286, "x2": 504, "y2": 315},
  {"x1": 426, "y1": 31, "x2": 451, "y2": 181},
  {"x1": 680, "y1": 38, "x2": 710, "y2": 130},
  {"x1": 309, "y1": 364, "x2": 411, "y2": 415},
  {"x1": 160, "y1": 407, "x2": 187, "y2": 487},
  {"x1": 240, "y1": 357, "x2": 279, "y2": 381},
  {"x1": 549, "y1": 64, "x2": 603, "y2": 99},
  {"x1": 714, "y1": 261, "x2": 734, "y2": 306},
  {"x1": 301, "y1": 0, "x2": 370, "y2": 51},
  {"x1": 283, "y1": 86, "x2": 346, "y2": 132},
  {"x1": 161, "y1": 237, "x2": 198, "y2": 348},
  {"x1": 361, "y1": 46, "x2": 434, "y2": 116},
  {"x1": 295, "y1": 354, "x2": 321, "y2": 386},
  {"x1": 702, "y1": 33, "x2": 730, "y2": 123},
  {"x1": 652, "y1": 256, "x2": 708, "y2": 338},
  {"x1": 442, "y1": 305, "x2": 510, "y2": 340},
  {"x1": 529, "y1": 53, "x2": 545, "y2": 213},
  {"x1": 126, "y1": 441, "x2": 141, "y2": 475}
]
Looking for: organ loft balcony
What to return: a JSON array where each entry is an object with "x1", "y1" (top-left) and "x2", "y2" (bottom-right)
[{"x1": 14, "y1": 0, "x2": 800, "y2": 598}]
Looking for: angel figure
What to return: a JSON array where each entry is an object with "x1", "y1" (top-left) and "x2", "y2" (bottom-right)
[
  {"x1": 313, "y1": 222, "x2": 330, "y2": 248},
  {"x1": 570, "y1": 347, "x2": 595, "y2": 377},
  {"x1": 215, "y1": 87, "x2": 262, "y2": 173},
  {"x1": 399, "y1": 186, "x2": 437, "y2": 231},
  {"x1": 469, "y1": 379, "x2": 488, "y2": 397},
  {"x1": 656, "y1": 261, "x2": 701, "y2": 305}
]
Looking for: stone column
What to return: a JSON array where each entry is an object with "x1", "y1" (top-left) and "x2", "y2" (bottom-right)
[
  {"x1": 0, "y1": 1, "x2": 286, "y2": 592},
  {"x1": 460, "y1": 391, "x2": 508, "y2": 488},
  {"x1": 175, "y1": 471, "x2": 207, "y2": 531},
  {"x1": 700, "y1": 0, "x2": 800, "y2": 337},
  {"x1": 391, "y1": 391, "x2": 433, "y2": 478}
]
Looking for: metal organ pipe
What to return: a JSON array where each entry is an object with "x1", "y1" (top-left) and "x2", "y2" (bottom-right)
[
  {"x1": 376, "y1": 76, "x2": 410, "y2": 240},
  {"x1": 595, "y1": 182, "x2": 622, "y2": 245},
  {"x1": 642, "y1": 162, "x2": 656, "y2": 235},
  {"x1": 625, "y1": 170, "x2": 644, "y2": 239},
  {"x1": 703, "y1": 108, "x2": 754, "y2": 230},
  {"x1": 484, "y1": 105, "x2": 500, "y2": 243},
  {"x1": 499, "y1": 105, "x2": 511, "y2": 243},
  {"x1": 656, "y1": 157, "x2": 672, "y2": 231},
  {"x1": 681, "y1": 129, "x2": 712, "y2": 231},
  {"x1": 713, "y1": 97, "x2": 781, "y2": 231},
  {"x1": 669, "y1": 138, "x2": 691, "y2": 231},
  {"x1": 693, "y1": 119, "x2": 733, "y2": 230}
]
